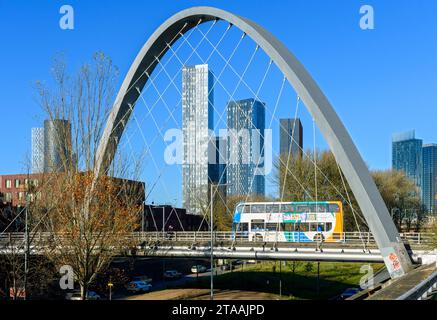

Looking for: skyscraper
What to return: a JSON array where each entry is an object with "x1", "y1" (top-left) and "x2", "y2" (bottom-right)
[
  {"x1": 392, "y1": 130, "x2": 423, "y2": 193},
  {"x1": 182, "y1": 64, "x2": 214, "y2": 215},
  {"x1": 31, "y1": 127, "x2": 44, "y2": 173},
  {"x1": 44, "y1": 119, "x2": 72, "y2": 173},
  {"x1": 226, "y1": 99, "x2": 265, "y2": 197},
  {"x1": 209, "y1": 136, "x2": 227, "y2": 185},
  {"x1": 423, "y1": 144, "x2": 437, "y2": 214},
  {"x1": 280, "y1": 118, "x2": 303, "y2": 158}
]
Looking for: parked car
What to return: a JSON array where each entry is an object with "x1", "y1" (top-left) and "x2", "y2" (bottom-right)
[
  {"x1": 340, "y1": 287, "x2": 360, "y2": 300},
  {"x1": 163, "y1": 270, "x2": 182, "y2": 279},
  {"x1": 131, "y1": 275, "x2": 152, "y2": 284},
  {"x1": 87, "y1": 291, "x2": 101, "y2": 300},
  {"x1": 126, "y1": 281, "x2": 152, "y2": 293},
  {"x1": 66, "y1": 291, "x2": 82, "y2": 300},
  {"x1": 191, "y1": 265, "x2": 207, "y2": 274}
]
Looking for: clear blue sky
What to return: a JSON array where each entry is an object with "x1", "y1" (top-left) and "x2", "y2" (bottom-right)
[{"x1": 1, "y1": 0, "x2": 436, "y2": 201}]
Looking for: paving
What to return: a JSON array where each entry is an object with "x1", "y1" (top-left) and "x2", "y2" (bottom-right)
[{"x1": 367, "y1": 263, "x2": 437, "y2": 300}]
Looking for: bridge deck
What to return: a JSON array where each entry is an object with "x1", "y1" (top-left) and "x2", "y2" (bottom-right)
[{"x1": 367, "y1": 263, "x2": 437, "y2": 300}]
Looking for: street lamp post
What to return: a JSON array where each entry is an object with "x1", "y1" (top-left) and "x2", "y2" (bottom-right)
[{"x1": 210, "y1": 183, "x2": 231, "y2": 301}]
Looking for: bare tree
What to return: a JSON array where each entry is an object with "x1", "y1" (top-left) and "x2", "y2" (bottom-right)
[{"x1": 32, "y1": 52, "x2": 144, "y2": 299}]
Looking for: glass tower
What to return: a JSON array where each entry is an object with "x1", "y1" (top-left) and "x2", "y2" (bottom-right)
[
  {"x1": 423, "y1": 144, "x2": 437, "y2": 214},
  {"x1": 182, "y1": 64, "x2": 214, "y2": 215},
  {"x1": 226, "y1": 99, "x2": 265, "y2": 197},
  {"x1": 31, "y1": 127, "x2": 45, "y2": 173},
  {"x1": 392, "y1": 130, "x2": 423, "y2": 194},
  {"x1": 280, "y1": 118, "x2": 303, "y2": 158},
  {"x1": 43, "y1": 119, "x2": 72, "y2": 173}
]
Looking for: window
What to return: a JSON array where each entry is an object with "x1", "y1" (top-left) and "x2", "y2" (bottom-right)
[
  {"x1": 242, "y1": 205, "x2": 251, "y2": 214},
  {"x1": 326, "y1": 223, "x2": 333, "y2": 232},
  {"x1": 283, "y1": 223, "x2": 294, "y2": 232},
  {"x1": 251, "y1": 204, "x2": 265, "y2": 214},
  {"x1": 282, "y1": 204, "x2": 294, "y2": 213},
  {"x1": 5, "y1": 193, "x2": 12, "y2": 202},
  {"x1": 234, "y1": 223, "x2": 248, "y2": 232},
  {"x1": 309, "y1": 223, "x2": 318, "y2": 232},
  {"x1": 265, "y1": 223, "x2": 279, "y2": 231},
  {"x1": 296, "y1": 204, "x2": 310, "y2": 212},
  {"x1": 5, "y1": 180, "x2": 12, "y2": 189},
  {"x1": 251, "y1": 219, "x2": 265, "y2": 231},
  {"x1": 296, "y1": 223, "x2": 309, "y2": 232},
  {"x1": 15, "y1": 179, "x2": 20, "y2": 188},
  {"x1": 271, "y1": 204, "x2": 280, "y2": 213},
  {"x1": 329, "y1": 204, "x2": 340, "y2": 213}
]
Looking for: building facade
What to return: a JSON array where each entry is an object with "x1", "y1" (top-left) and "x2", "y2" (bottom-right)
[
  {"x1": 226, "y1": 99, "x2": 265, "y2": 197},
  {"x1": 182, "y1": 64, "x2": 214, "y2": 215},
  {"x1": 280, "y1": 118, "x2": 303, "y2": 158},
  {"x1": 142, "y1": 205, "x2": 208, "y2": 232},
  {"x1": 44, "y1": 119, "x2": 72, "y2": 173},
  {"x1": 31, "y1": 127, "x2": 45, "y2": 174},
  {"x1": 392, "y1": 130, "x2": 423, "y2": 194},
  {"x1": 423, "y1": 144, "x2": 437, "y2": 214},
  {"x1": 0, "y1": 174, "x2": 41, "y2": 207}
]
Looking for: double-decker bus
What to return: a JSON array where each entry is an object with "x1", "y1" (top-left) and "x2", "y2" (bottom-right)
[{"x1": 232, "y1": 201, "x2": 344, "y2": 243}]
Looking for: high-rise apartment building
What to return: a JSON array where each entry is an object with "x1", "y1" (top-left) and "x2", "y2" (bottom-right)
[
  {"x1": 280, "y1": 118, "x2": 303, "y2": 158},
  {"x1": 392, "y1": 130, "x2": 423, "y2": 193},
  {"x1": 31, "y1": 127, "x2": 44, "y2": 173},
  {"x1": 44, "y1": 119, "x2": 72, "y2": 173},
  {"x1": 423, "y1": 144, "x2": 437, "y2": 214},
  {"x1": 182, "y1": 64, "x2": 214, "y2": 215},
  {"x1": 226, "y1": 99, "x2": 265, "y2": 197}
]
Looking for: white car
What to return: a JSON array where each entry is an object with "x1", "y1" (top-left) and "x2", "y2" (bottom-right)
[
  {"x1": 66, "y1": 291, "x2": 101, "y2": 300},
  {"x1": 66, "y1": 292, "x2": 82, "y2": 300},
  {"x1": 191, "y1": 265, "x2": 207, "y2": 274},
  {"x1": 126, "y1": 281, "x2": 152, "y2": 293}
]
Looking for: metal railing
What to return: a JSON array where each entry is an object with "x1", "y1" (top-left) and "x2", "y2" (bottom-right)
[{"x1": 1, "y1": 231, "x2": 433, "y2": 246}]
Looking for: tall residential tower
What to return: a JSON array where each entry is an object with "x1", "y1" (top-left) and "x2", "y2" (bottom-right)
[
  {"x1": 392, "y1": 130, "x2": 423, "y2": 194},
  {"x1": 31, "y1": 127, "x2": 44, "y2": 173},
  {"x1": 226, "y1": 99, "x2": 265, "y2": 197},
  {"x1": 423, "y1": 144, "x2": 437, "y2": 214},
  {"x1": 182, "y1": 64, "x2": 214, "y2": 215},
  {"x1": 280, "y1": 118, "x2": 303, "y2": 158}
]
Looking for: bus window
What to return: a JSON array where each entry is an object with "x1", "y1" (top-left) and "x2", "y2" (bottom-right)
[
  {"x1": 296, "y1": 204, "x2": 309, "y2": 213},
  {"x1": 310, "y1": 223, "x2": 318, "y2": 232},
  {"x1": 251, "y1": 204, "x2": 265, "y2": 213},
  {"x1": 272, "y1": 204, "x2": 280, "y2": 213},
  {"x1": 265, "y1": 204, "x2": 273, "y2": 213},
  {"x1": 265, "y1": 223, "x2": 279, "y2": 231},
  {"x1": 329, "y1": 204, "x2": 340, "y2": 213},
  {"x1": 297, "y1": 223, "x2": 309, "y2": 232},
  {"x1": 251, "y1": 219, "x2": 265, "y2": 230},
  {"x1": 310, "y1": 204, "x2": 327, "y2": 213},
  {"x1": 326, "y1": 223, "x2": 333, "y2": 232},
  {"x1": 234, "y1": 223, "x2": 248, "y2": 232},
  {"x1": 282, "y1": 204, "x2": 294, "y2": 213},
  {"x1": 241, "y1": 205, "x2": 251, "y2": 214},
  {"x1": 283, "y1": 223, "x2": 294, "y2": 232}
]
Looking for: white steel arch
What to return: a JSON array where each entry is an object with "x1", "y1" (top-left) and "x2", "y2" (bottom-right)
[{"x1": 94, "y1": 6, "x2": 413, "y2": 278}]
